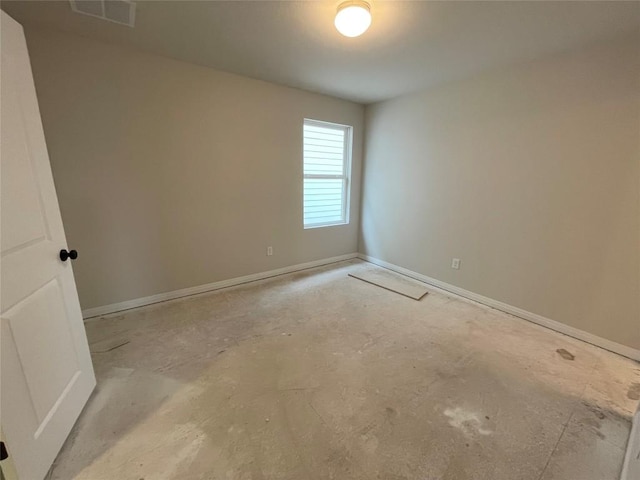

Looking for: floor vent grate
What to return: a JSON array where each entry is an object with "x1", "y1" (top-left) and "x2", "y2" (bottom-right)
[{"x1": 69, "y1": 0, "x2": 136, "y2": 27}]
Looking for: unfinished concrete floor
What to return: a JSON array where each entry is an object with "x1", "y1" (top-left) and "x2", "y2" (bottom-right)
[{"x1": 49, "y1": 260, "x2": 640, "y2": 480}]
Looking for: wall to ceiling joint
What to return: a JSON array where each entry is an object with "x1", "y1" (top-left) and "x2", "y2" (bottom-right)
[{"x1": 17, "y1": 17, "x2": 640, "y2": 352}]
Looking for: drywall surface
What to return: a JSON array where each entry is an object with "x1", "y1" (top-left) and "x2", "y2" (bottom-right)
[
  {"x1": 360, "y1": 36, "x2": 640, "y2": 350},
  {"x1": 25, "y1": 28, "x2": 364, "y2": 311}
]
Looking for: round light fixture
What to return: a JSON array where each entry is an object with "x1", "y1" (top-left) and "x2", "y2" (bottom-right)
[{"x1": 334, "y1": 1, "x2": 371, "y2": 38}]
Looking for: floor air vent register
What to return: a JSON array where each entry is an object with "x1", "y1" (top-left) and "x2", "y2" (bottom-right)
[{"x1": 69, "y1": 0, "x2": 136, "y2": 27}]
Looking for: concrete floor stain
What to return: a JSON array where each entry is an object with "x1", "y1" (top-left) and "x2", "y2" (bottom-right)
[
  {"x1": 49, "y1": 261, "x2": 640, "y2": 480},
  {"x1": 556, "y1": 348, "x2": 575, "y2": 361}
]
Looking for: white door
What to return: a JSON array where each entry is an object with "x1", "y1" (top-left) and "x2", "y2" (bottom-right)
[{"x1": 0, "y1": 11, "x2": 96, "y2": 480}]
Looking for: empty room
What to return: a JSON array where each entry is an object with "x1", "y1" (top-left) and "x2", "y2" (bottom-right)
[{"x1": 1, "y1": 1, "x2": 639, "y2": 479}]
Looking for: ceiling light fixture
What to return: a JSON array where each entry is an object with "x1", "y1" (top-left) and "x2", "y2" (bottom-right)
[{"x1": 335, "y1": 1, "x2": 371, "y2": 38}]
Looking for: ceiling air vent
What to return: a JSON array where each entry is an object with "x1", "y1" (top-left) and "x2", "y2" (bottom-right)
[{"x1": 69, "y1": 0, "x2": 136, "y2": 27}]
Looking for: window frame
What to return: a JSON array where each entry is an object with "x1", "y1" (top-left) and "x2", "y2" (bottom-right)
[{"x1": 302, "y1": 118, "x2": 353, "y2": 229}]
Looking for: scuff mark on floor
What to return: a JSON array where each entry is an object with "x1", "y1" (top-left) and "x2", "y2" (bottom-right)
[{"x1": 556, "y1": 349, "x2": 575, "y2": 361}]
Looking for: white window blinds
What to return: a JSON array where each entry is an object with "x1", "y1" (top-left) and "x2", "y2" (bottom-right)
[{"x1": 303, "y1": 119, "x2": 352, "y2": 228}]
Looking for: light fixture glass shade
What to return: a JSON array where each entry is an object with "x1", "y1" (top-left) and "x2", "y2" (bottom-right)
[{"x1": 335, "y1": 1, "x2": 371, "y2": 38}]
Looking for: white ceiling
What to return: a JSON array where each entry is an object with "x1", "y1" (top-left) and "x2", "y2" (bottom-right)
[{"x1": 3, "y1": 0, "x2": 639, "y2": 104}]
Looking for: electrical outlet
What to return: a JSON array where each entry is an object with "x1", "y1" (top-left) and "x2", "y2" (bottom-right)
[
  {"x1": 267, "y1": 246, "x2": 273, "y2": 256},
  {"x1": 451, "y1": 258, "x2": 460, "y2": 269}
]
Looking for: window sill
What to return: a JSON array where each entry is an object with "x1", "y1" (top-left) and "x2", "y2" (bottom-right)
[{"x1": 304, "y1": 221, "x2": 349, "y2": 230}]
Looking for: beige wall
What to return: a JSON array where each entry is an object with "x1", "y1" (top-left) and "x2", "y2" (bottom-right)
[
  {"x1": 360, "y1": 37, "x2": 640, "y2": 350},
  {"x1": 25, "y1": 28, "x2": 364, "y2": 311}
]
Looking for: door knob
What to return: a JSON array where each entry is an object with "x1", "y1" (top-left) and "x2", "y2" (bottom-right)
[{"x1": 59, "y1": 249, "x2": 78, "y2": 262}]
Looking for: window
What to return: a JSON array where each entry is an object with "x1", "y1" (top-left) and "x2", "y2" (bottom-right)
[{"x1": 303, "y1": 119, "x2": 352, "y2": 228}]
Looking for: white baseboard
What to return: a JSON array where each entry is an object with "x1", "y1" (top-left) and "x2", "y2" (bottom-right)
[
  {"x1": 82, "y1": 253, "x2": 359, "y2": 319},
  {"x1": 358, "y1": 254, "x2": 640, "y2": 362},
  {"x1": 83, "y1": 251, "x2": 639, "y2": 361},
  {"x1": 621, "y1": 407, "x2": 640, "y2": 480}
]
